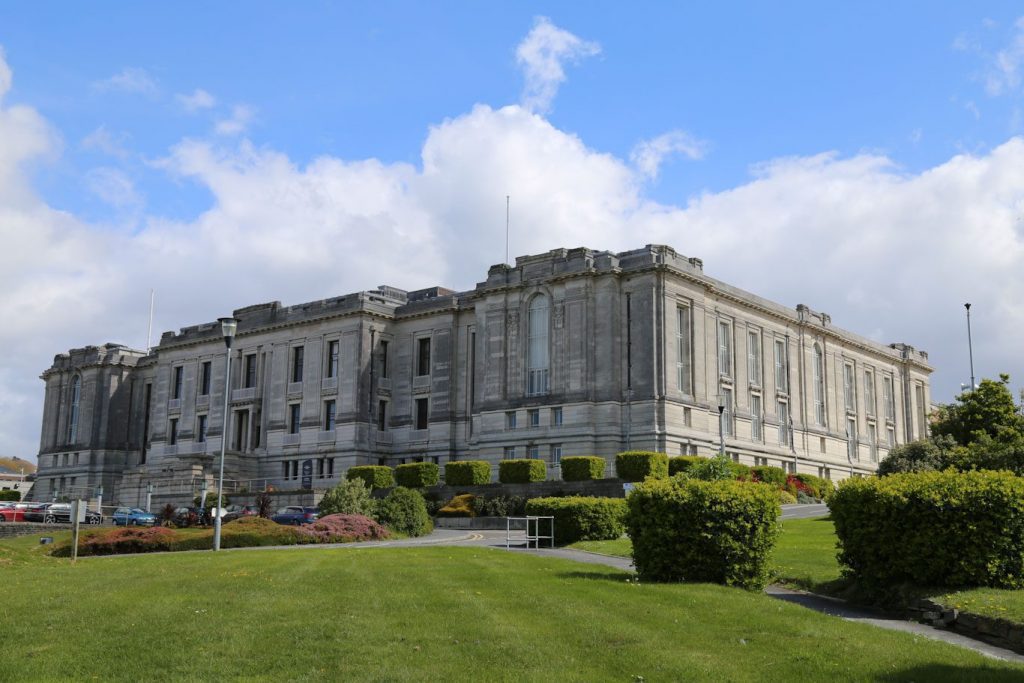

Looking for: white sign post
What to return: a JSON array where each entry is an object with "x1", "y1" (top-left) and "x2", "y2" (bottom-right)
[{"x1": 71, "y1": 499, "x2": 83, "y2": 563}]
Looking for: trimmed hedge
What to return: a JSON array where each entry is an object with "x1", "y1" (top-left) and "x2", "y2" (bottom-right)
[
  {"x1": 615, "y1": 451, "x2": 669, "y2": 482},
  {"x1": 0, "y1": 489, "x2": 21, "y2": 501},
  {"x1": 668, "y1": 456, "x2": 702, "y2": 476},
  {"x1": 445, "y1": 460, "x2": 491, "y2": 486},
  {"x1": 499, "y1": 459, "x2": 547, "y2": 484},
  {"x1": 377, "y1": 486, "x2": 433, "y2": 537},
  {"x1": 830, "y1": 470, "x2": 1024, "y2": 590},
  {"x1": 626, "y1": 478, "x2": 781, "y2": 590},
  {"x1": 394, "y1": 462, "x2": 440, "y2": 488},
  {"x1": 750, "y1": 465, "x2": 787, "y2": 488},
  {"x1": 525, "y1": 496, "x2": 627, "y2": 545},
  {"x1": 436, "y1": 494, "x2": 476, "y2": 517},
  {"x1": 560, "y1": 456, "x2": 605, "y2": 481},
  {"x1": 346, "y1": 465, "x2": 394, "y2": 490}
]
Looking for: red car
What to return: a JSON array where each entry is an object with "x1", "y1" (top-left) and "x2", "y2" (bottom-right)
[{"x1": 0, "y1": 502, "x2": 28, "y2": 522}]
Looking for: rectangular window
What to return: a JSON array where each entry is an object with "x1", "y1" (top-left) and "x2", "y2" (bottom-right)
[
  {"x1": 328, "y1": 458, "x2": 334, "y2": 478},
  {"x1": 812, "y1": 348, "x2": 826, "y2": 427},
  {"x1": 415, "y1": 398, "x2": 429, "y2": 430},
  {"x1": 289, "y1": 404, "x2": 301, "y2": 434},
  {"x1": 324, "y1": 400, "x2": 336, "y2": 431},
  {"x1": 750, "y1": 393, "x2": 762, "y2": 442},
  {"x1": 377, "y1": 400, "x2": 387, "y2": 431},
  {"x1": 317, "y1": 458, "x2": 325, "y2": 477},
  {"x1": 417, "y1": 337, "x2": 431, "y2": 377},
  {"x1": 244, "y1": 354, "x2": 257, "y2": 389},
  {"x1": 843, "y1": 363, "x2": 855, "y2": 412},
  {"x1": 528, "y1": 409, "x2": 540, "y2": 427},
  {"x1": 527, "y1": 445, "x2": 540, "y2": 459},
  {"x1": 774, "y1": 340, "x2": 788, "y2": 393},
  {"x1": 503, "y1": 446, "x2": 516, "y2": 460},
  {"x1": 864, "y1": 370, "x2": 876, "y2": 416},
  {"x1": 380, "y1": 340, "x2": 389, "y2": 378},
  {"x1": 915, "y1": 383, "x2": 927, "y2": 439},
  {"x1": 282, "y1": 462, "x2": 289, "y2": 480},
  {"x1": 721, "y1": 385, "x2": 734, "y2": 437},
  {"x1": 778, "y1": 400, "x2": 789, "y2": 446},
  {"x1": 172, "y1": 366, "x2": 183, "y2": 400},
  {"x1": 292, "y1": 347, "x2": 304, "y2": 383},
  {"x1": 197, "y1": 414, "x2": 208, "y2": 443},
  {"x1": 550, "y1": 444, "x2": 562, "y2": 465},
  {"x1": 847, "y1": 416, "x2": 858, "y2": 461},
  {"x1": 200, "y1": 361, "x2": 212, "y2": 396},
  {"x1": 551, "y1": 407, "x2": 563, "y2": 426},
  {"x1": 327, "y1": 340, "x2": 339, "y2": 379},
  {"x1": 867, "y1": 423, "x2": 878, "y2": 462},
  {"x1": 883, "y1": 376, "x2": 895, "y2": 421},
  {"x1": 169, "y1": 418, "x2": 178, "y2": 445},
  {"x1": 291, "y1": 461, "x2": 299, "y2": 479},
  {"x1": 887, "y1": 425, "x2": 896, "y2": 447},
  {"x1": 718, "y1": 321, "x2": 732, "y2": 377},
  {"x1": 676, "y1": 305, "x2": 692, "y2": 394},
  {"x1": 747, "y1": 330, "x2": 761, "y2": 386},
  {"x1": 73, "y1": 452, "x2": 79, "y2": 466},
  {"x1": 506, "y1": 411, "x2": 517, "y2": 430}
]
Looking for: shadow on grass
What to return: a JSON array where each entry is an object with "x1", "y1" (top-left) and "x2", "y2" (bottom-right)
[
  {"x1": 556, "y1": 570, "x2": 634, "y2": 583},
  {"x1": 878, "y1": 664, "x2": 1024, "y2": 682}
]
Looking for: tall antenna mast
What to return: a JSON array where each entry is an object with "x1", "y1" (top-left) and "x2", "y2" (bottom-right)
[
  {"x1": 146, "y1": 289, "x2": 155, "y2": 352},
  {"x1": 505, "y1": 195, "x2": 510, "y2": 266}
]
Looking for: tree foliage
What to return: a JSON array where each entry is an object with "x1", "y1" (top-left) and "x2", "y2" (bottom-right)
[
  {"x1": 931, "y1": 374, "x2": 1024, "y2": 446},
  {"x1": 318, "y1": 478, "x2": 377, "y2": 518}
]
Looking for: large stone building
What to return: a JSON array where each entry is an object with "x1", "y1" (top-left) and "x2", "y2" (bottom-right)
[{"x1": 31, "y1": 244, "x2": 932, "y2": 505}]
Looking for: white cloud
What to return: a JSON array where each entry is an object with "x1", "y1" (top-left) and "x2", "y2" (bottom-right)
[
  {"x1": 214, "y1": 104, "x2": 255, "y2": 136},
  {"x1": 177, "y1": 88, "x2": 216, "y2": 112},
  {"x1": 0, "y1": 47, "x2": 11, "y2": 99},
  {"x1": 515, "y1": 17, "x2": 600, "y2": 113},
  {"x1": 985, "y1": 17, "x2": 1024, "y2": 96},
  {"x1": 80, "y1": 125, "x2": 130, "y2": 159},
  {"x1": 84, "y1": 167, "x2": 141, "y2": 209},
  {"x1": 93, "y1": 67, "x2": 158, "y2": 96},
  {"x1": 630, "y1": 130, "x2": 708, "y2": 179}
]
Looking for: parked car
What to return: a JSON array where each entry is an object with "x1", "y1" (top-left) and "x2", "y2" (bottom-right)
[
  {"x1": 23, "y1": 502, "x2": 52, "y2": 522},
  {"x1": 220, "y1": 505, "x2": 255, "y2": 523},
  {"x1": 43, "y1": 503, "x2": 103, "y2": 525},
  {"x1": 0, "y1": 502, "x2": 28, "y2": 522},
  {"x1": 112, "y1": 507, "x2": 158, "y2": 526},
  {"x1": 171, "y1": 507, "x2": 203, "y2": 527},
  {"x1": 271, "y1": 506, "x2": 319, "y2": 525}
]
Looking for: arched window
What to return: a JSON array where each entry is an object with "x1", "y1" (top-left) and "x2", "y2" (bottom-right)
[
  {"x1": 527, "y1": 295, "x2": 550, "y2": 395},
  {"x1": 812, "y1": 344, "x2": 826, "y2": 426},
  {"x1": 68, "y1": 375, "x2": 81, "y2": 443}
]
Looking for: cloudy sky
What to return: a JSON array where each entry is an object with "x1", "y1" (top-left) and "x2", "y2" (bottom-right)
[{"x1": 2, "y1": 3, "x2": 1024, "y2": 460}]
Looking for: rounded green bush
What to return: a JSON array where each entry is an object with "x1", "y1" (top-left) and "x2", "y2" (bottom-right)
[
  {"x1": 394, "y1": 462, "x2": 440, "y2": 488},
  {"x1": 319, "y1": 478, "x2": 377, "y2": 517},
  {"x1": 750, "y1": 466, "x2": 787, "y2": 488},
  {"x1": 626, "y1": 478, "x2": 781, "y2": 590},
  {"x1": 615, "y1": 451, "x2": 669, "y2": 482},
  {"x1": 445, "y1": 460, "x2": 491, "y2": 486},
  {"x1": 346, "y1": 465, "x2": 394, "y2": 490},
  {"x1": 668, "y1": 456, "x2": 702, "y2": 476},
  {"x1": 560, "y1": 456, "x2": 606, "y2": 481},
  {"x1": 377, "y1": 486, "x2": 433, "y2": 537},
  {"x1": 499, "y1": 458, "x2": 547, "y2": 484},
  {"x1": 525, "y1": 496, "x2": 627, "y2": 545},
  {"x1": 830, "y1": 470, "x2": 1024, "y2": 590}
]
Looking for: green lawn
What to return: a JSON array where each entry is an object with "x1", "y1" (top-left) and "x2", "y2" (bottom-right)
[{"x1": 2, "y1": 534, "x2": 1022, "y2": 680}]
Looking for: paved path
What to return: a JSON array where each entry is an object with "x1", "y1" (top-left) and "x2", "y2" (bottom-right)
[{"x1": 780, "y1": 503, "x2": 829, "y2": 519}]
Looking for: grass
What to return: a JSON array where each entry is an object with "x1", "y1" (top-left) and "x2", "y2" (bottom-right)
[{"x1": 1, "y1": 535, "x2": 1022, "y2": 680}]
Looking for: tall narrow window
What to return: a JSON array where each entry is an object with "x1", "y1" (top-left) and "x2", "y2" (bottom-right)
[
  {"x1": 68, "y1": 375, "x2": 81, "y2": 443},
  {"x1": 323, "y1": 400, "x2": 336, "y2": 431},
  {"x1": 380, "y1": 340, "x2": 390, "y2": 378},
  {"x1": 774, "y1": 340, "x2": 788, "y2": 393},
  {"x1": 172, "y1": 366, "x2": 183, "y2": 399},
  {"x1": 915, "y1": 383, "x2": 927, "y2": 440},
  {"x1": 867, "y1": 423, "x2": 878, "y2": 462},
  {"x1": 197, "y1": 414, "x2": 208, "y2": 443},
  {"x1": 718, "y1": 321, "x2": 732, "y2": 377},
  {"x1": 864, "y1": 370, "x2": 876, "y2": 416},
  {"x1": 843, "y1": 363, "x2": 855, "y2": 412},
  {"x1": 244, "y1": 354, "x2": 257, "y2": 389},
  {"x1": 887, "y1": 425, "x2": 896, "y2": 447},
  {"x1": 200, "y1": 361, "x2": 212, "y2": 396},
  {"x1": 778, "y1": 400, "x2": 790, "y2": 446},
  {"x1": 417, "y1": 338, "x2": 431, "y2": 377},
  {"x1": 327, "y1": 340, "x2": 339, "y2": 379},
  {"x1": 813, "y1": 344, "x2": 826, "y2": 426},
  {"x1": 377, "y1": 400, "x2": 387, "y2": 431},
  {"x1": 721, "y1": 385, "x2": 734, "y2": 437},
  {"x1": 551, "y1": 407, "x2": 563, "y2": 426},
  {"x1": 676, "y1": 305, "x2": 692, "y2": 394},
  {"x1": 506, "y1": 411, "x2": 517, "y2": 430},
  {"x1": 415, "y1": 398, "x2": 429, "y2": 430},
  {"x1": 883, "y1": 376, "x2": 895, "y2": 421},
  {"x1": 504, "y1": 446, "x2": 516, "y2": 460},
  {"x1": 847, "y1": 417, "x2": 858, "y2": 460},
  {"x1": 747, "y1": 331, "x2": 761, "y2": 386},
  {"x1": 292, "y1": 347, "x2": 304, "y2": 383},
  {"x1": 550, "y1": 444, "x2": 562, "y2": 465},
  {"x1": 169, "y1": 418, "x2": 178, "y2": 445},
  {"x1": 289, "y1": 404, "x2": 301, "y2": 434},
  {"x1": 750, "y1": 392, "x2": 762, "y2": 442},
  {"x1": 527, "y1": 296, "x2": 550, "y2": 395}
]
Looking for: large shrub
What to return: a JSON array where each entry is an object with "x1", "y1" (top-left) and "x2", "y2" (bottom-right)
[
  {"x1": 295, "y1": 514, "x2": 390, "y2": 543},
  {"x1": 319, "y1": 478, "x2": 377, "y2": 517},
  {"x1": 668, "y1": 456, "x2": 702, "y2": 476},
  {"x1": 499, "y1": 459, "x2": 547, "y2": 484},
  {"x1": 377, "y1": 487, "x2": 433, "y2": 537},
  {"x1": 877, "y1": 439, "x2": 946, "y2": 476},
  {"x1": 726, "y1": 461, "x2": 752, "y2": 480},
  {"x1": 346, "y1": 465, "x2": 394, "y2": 490},
  {"x1": 0, "y1": 489, "x2": 21, "y2": 501},
  {"x1": 560, "y1": 456, "x2": 605, "y2": 481},
  {"x1": 394, "y1": 462, "x2": 440, "y2": 488},
  {"x1": 626, "y1": 478, "x2": 781, "y2": 590},
  {"x1": 830, "y1": 470, "x2": 1024, "y2": 591},
  {"x1": 792, "y1": 473, "x2": 833, "y2": 499},
  {"x1": 525, "y1": 497, "x2": 627, "y2": 545},
  {"x1": 615, "y1": 451, "x2": 669, "y2": 482},
  {"x1": 750, "y1": 466, "x2": 787, "y2": 488},
  {"x1": 436, "y1": 494, "x2": 476, "y2": 517},
  {"x1": 445, "y1": 460, "x2": 491, "y2": 486},
  {"x1": 687, "y1": 455, "x2": 734, "y2": 482}
]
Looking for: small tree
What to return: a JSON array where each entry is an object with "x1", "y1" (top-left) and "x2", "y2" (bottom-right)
[
  {"x1": 377, "y1": 487, "x2": 432, "y2": 537},
  {"x1": 319, "y1": 478, "x2": 377, "y2": 518},
  {"x1": 256, "y1": 491, "x2": 273, "y2": 518},
  {"x1": 931, "y1": 374, "x2": 1024, "y2": 446}
]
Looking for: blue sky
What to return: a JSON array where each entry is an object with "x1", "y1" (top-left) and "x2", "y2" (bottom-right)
[{"x1": 2, "y1": 3, "x2": 1024, "y2": 459}]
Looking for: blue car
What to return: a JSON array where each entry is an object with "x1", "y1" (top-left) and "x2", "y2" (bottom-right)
[
  {"x1": 271, "y1": 506, "x2": 318, "y2": 525},
  {"x1": 112, "y1": 507, "x2": 158, "y2": 526}
]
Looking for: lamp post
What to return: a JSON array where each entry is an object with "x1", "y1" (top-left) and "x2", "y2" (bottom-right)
[
  {"x1": 716, "y1": 392, "x2": 726, "y2": 458},
  {"x1": 214, "y1": 316, "x2": 237, "y2": 552},
  {"x1": 199, "y1": 477, "x2": 208, "y2": 523},
  {"x1": 964, "y1": 303, "x2": 976, "y2": 392},
  {"x1": 146, "y1": 482, "x2": 154, "y2": 513}
]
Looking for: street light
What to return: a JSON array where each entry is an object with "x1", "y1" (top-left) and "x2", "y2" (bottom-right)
[
  {"x1": 964, "y1": 303, "x2": 976, "y2": 392},
  {"x1": 716, "y1": 392, "x2": 726, "y2": 458},
  {"x1": 213, "y1": 316, "x2": 237, "y2": 552}
]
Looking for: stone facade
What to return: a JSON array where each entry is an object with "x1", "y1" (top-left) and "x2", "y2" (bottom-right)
[{"x1": 31, "y1": 244, "x2": 932, "y2": 506}]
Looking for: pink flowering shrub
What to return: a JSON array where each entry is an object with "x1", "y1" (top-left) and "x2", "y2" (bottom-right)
[
  {"x1": 296, "y1": 514, "x2": 390, "y2": 543},
  {"x1": 53, "y1": 526, "x2": 179, "y2": 556}
]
